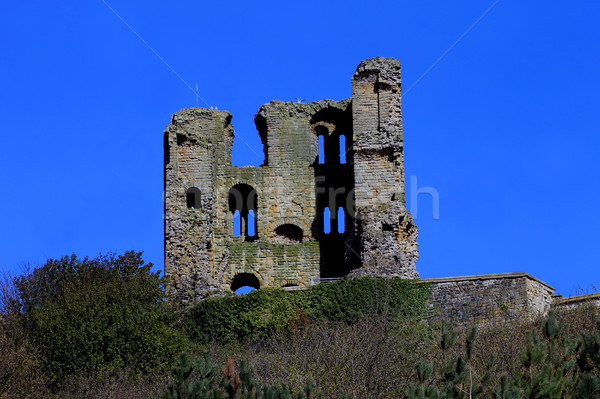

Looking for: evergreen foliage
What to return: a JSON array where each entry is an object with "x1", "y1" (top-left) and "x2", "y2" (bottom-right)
[
  {"x1": 407, "y1": 312, "x2": 600, "y2": 398},
  {"x1": 406, "y1": 323, "x2": 492, "y2": 398},
  {"x1": 186, "y1": 277, "x2": 430, "y2": 344},
  {"x1": 162, "y1": 352, "x2": 335, "y2": 399},
  {"x1": 490, "y1": 312, "x2": 600, "y2": 398}
]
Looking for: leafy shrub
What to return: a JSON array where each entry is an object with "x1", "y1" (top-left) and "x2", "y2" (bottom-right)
[
  {"x1": 14, "y1": 251, "x2": 186, "y2": 384},
  {"x1": 186, "y1": 277, "x2": 430, "y2": 344}
]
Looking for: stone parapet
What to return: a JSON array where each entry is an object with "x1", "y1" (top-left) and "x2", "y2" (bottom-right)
[
  {"x1": 422, "y1": 272, "x2": 555, "y2": 324},
  {"x1": 552, "y1": 292, "x2": 600, "y2": 310}
]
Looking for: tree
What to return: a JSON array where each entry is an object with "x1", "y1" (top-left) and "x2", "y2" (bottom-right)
[
  {"x1": 406, "y1": 322, "x2": 493, "y2": 399},
  {"x1": 162, "y1": 352, "x2": 330, "y2": 399},
  {"x1": 14, "y1": 251, "x2": 185, "y2": 384},
  {"x1": 491, "y1": 312, "x2": 600, "y2": 398}
]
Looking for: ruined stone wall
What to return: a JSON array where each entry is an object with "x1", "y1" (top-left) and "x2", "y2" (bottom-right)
[
  {"x1": 164, "y1": 109, "x2": 233, "y2": 305},
  {"x1": 164, "y1": 57, "x2": 420, "y2": 304},
  {"x1": 350, "y1": 57, "x2": 419, "y2": 278},
  {"x1": 424, "y1": 272, "x2": 555, "y2": 324},
  {"x1": 162, "y1": 58, "x2": 591, "y2": 320}
]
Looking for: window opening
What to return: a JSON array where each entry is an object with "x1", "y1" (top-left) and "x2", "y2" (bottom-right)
[
  {"x1": 338, "y1": 207, "x2": 345, "y2": 233},
  {"x1": 274, "y1": 224, "x2": 303, "y2": 243},
  {"x1": 185, "y1": 187, "x2": 201, "y2": 209},
  {"x1": 233, "y1": 210, "x2": 241, "y2": 237},
  {"x1": 339, "y1": 135, "x2": 346, "y2": 164},
  {"x1": 231, "y1": 273, "x2": 260, "y2": 294},
  {"x1": 229, "y1": 184, "x2": 258, "y2": 240},
  {"x1": 318, "y1": 135, "x2": 325, "y2": 164},
  {"x1": 186, "y1": 192, "x2": 195, "y2": 209},
  {"x1": 323, "y1": 207, "x2": 331, "y2": 234},
  {"x1": 247, "y1": 210, "x2": 256, "y2": 237}
]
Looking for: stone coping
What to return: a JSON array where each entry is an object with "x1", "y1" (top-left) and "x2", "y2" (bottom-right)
[
  {"x1": 420, "y1": 271, "x2": 555, "y2": 292},
  {"x1": 280, "y1": 272, "x2": 559, "y2": 293},
  {"x1": 554, "y1": 292, "x2": 600, "y2": 305},
  {"x1": 282, "y1": 285, "x2": 308, "y2": 292}
]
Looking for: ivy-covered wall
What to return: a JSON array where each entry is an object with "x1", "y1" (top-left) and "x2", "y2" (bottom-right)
[{"x1": 186, "y1": 277, "x2": 431, "y2": 344}]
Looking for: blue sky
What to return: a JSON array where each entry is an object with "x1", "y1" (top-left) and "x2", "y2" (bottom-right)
[{"x1": 1, "y1": 1, "x2": 598, "y2": 297}]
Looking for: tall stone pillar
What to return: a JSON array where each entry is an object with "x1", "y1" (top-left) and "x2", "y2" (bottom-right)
[{"x1": 351, "y1": 57, "x2": 419, "y2": 278}]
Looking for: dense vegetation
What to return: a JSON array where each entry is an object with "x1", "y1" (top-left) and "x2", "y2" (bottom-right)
[
  {"x1": 14, "y1": 252, "x2": 185, "y2": 383},
  {"x1": 0, "y1": 252, "x2": 184, "y2": 397},
  {"x1": 187, "y1": 276, "x2": 430, "y2": 344},
  {"x1": 0, "y1": 251, "x2": 599, "y2": 398}
]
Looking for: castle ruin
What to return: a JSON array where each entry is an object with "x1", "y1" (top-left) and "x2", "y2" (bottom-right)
[
  {"x1": 164, "y1": 57, "x2": 419, "y2": 305},
  {"x1": 163, "y1": 56, "x2": 599, "y2": 322}
]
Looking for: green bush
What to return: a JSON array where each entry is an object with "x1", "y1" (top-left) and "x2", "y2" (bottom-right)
[
  {"x1": 14, "y1": 251, "x2": 186, "y2": 384},
  {"x1": 186, "y1": 277, "x2": 430, "y2": 344}
]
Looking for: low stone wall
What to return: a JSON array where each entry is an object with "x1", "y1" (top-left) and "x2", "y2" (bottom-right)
[
  {"x1": 423, "y1": 272, "x2": 555, "y2": 324},
  {"x1": 552, "y1": 292, "x2": 600, "y2": 310},
  {"x1": 269, "y1": 272, "x2": 598, "y2": 325}
]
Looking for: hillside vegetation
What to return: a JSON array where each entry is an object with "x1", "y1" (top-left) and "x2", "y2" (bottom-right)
[{"x1": 0, "y1": 251, "x2": 599, "y2": 398}]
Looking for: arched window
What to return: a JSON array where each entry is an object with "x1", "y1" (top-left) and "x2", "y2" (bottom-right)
[
  {"x1": 339, "y1": 135, "x2": 347, "y2": 164},
  {"x1": 323, "y1": 207, "x2": 331, "y2": 234},
  {"x1": 315, "y1": 125, "x2": 349, "y2": 166},
  {"x1": 228, "y1": 184, "x2": 258, "y2": 240},
  {"x1": 275, "y1": 224, "x2": 303, "y2": 243},
  {"x1": 233, "y1": 210, "x2": 241, "y2": 237},
  {"x1": 311, "y1": 106, "x2": 356, "y2": 277},
  {"x1": 316, "y1": 126, "x2": 327, "y2": 164},
  {"x1": 186, "y1": 187, "x2": 201, "y2": 209},
  {"x1": 247, "y1": 210, "x2": 256, "y2": 237},
  {"x1": 337, "y1": 207, "x2": 345, "y2": 233},
  {"x1": 231, "y1": 273, "x2": 260, "y2": 293}
]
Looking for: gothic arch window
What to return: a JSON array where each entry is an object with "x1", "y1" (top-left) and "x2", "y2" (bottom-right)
[
  {"x1": 186, "y1": 187, "x2": 201, "y2": 209},
  {"x1": 228, "y1": 184, "x2": 258, "y2": 240}
]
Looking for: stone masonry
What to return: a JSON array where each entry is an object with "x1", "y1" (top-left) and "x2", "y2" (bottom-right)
[
  {"x1": 164, "y1": 58, "x2": 419, "y2": 305},
  {"x1": 423, "y1": 272, "x2": 556, "y2": 324},
  {"x1": 163, "y1": 56, "x2": 596, "y2": 323},
  {"x1": 423, "y1": 272, "x2": 599, "y2": 324}
]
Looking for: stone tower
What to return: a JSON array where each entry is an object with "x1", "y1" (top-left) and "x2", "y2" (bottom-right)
[{"x1": 164, "y1": 57, "x2": 419, "y2": 305}]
